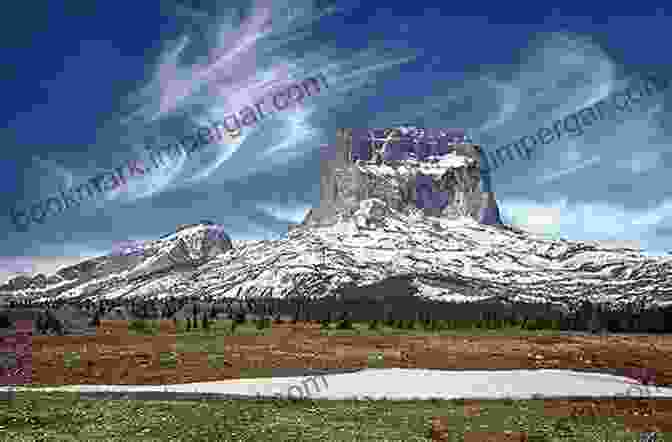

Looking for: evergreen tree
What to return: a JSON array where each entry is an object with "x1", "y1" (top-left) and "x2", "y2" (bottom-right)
[
  {"x1": 234, "y1": 312, "x2": 246, "y2": 325},
  {"x1": 90, "y1": 310, "x2": 101, "y2": 328}
]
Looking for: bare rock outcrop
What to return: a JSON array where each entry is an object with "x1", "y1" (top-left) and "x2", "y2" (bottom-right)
[
  {"x1": 306, "y1": 128, "x2": 484, "y2": 227},
  {"x1": 3, "y1": 275, "x2": 32, "y2": 291},
  {"x1": 31, "y1": 274, "x2": 47, "y2": 289}
]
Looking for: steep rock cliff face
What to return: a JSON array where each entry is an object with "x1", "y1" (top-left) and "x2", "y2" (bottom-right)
[{"x1": 304, "y1": 128, "x2": 484, "y2": 227}]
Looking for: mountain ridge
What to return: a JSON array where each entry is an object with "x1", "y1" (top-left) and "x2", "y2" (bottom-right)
[{"x1": 2, "y1": 131, "x2": 671, "y2": 321}]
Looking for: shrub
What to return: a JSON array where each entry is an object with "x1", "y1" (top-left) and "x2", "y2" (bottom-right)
[
  {"x1": 368, "y1": 319, "x2": 379, "y2": 330},
  {"x1": 523, "y1": 319, "x2": 544, "y2": 331},
  {"x1": 233, "y1": 312, "x2": 246, "y2": 325},
  {"x1": 336, "y1": 318, "x2": 353, "y2": 330},
  {"x1": 88, "y1": 311, "x2": 101, "y2": 328},
  {"x1": 0, "y1": 313, "x2": 11, "y2": 329},
  {"x1": 129, "y1": 319, "x2": 151, "y2": 334},
  {"x1": 45, "y1": 310, "x2": 64, "y2": 335}
]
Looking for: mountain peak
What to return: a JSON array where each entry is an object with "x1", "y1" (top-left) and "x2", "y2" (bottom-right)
[{"x1": 2, "y1": 131, "x2": 670, "y2": 319}]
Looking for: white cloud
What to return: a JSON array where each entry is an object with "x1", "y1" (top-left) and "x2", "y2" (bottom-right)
[
  {"x1": 502, "y1": 197, "x2": 672, "y2": 254},
  {"x1": 255, "y1": 202, "x2": 311, "y2": 223}
]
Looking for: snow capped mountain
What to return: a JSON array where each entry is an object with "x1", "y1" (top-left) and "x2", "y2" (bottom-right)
[
  {"x1": 2, "y1": 133, "x2": 671, "y2": 316},
  {"x1": 2, "y1": 207, "x2": 671, "y2": 313}
]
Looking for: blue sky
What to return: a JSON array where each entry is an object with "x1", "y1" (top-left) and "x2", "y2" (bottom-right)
[{"x1": 1, "y1": 0, "x2": 671, "y2": 279}]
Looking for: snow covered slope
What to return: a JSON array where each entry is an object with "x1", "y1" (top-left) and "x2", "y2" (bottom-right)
[{"x1": 1, "y1": 205, "x2": 671, "y2": 315}]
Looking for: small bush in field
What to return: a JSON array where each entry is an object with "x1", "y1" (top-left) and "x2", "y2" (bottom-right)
[
  {"x1": 368, "y1": 319, "x2": 380, "y2": 330},
  {"x1": 129, "y1": 319, "x2": 152, "y2": 333},
  {"x1": 336, "y1": 318, "x2": 353, "y2": 330},
  {"x1": 255, "y1": 318, "x2": 270, "y2": 330}
]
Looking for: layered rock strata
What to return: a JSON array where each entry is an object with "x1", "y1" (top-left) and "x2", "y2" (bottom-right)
[{"x1": 305, "y1": 128, "x2": 488, "y2": 227}]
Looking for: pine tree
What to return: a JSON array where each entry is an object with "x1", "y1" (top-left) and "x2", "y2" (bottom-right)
[{"x1": 90, "y1": 311, "x2": 101, "y2": 328}]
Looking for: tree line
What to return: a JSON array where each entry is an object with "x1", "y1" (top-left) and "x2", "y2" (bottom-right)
[{"x1": 3, "y1": 292, "x2": 672, "y2": 334}]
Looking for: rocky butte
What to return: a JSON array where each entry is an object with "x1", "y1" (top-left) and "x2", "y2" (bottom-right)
[
  {"x1": 304, "y1": 127, "x2": 489, "y2": 226},
  {"x1": 1, "y1": 128, "x2": 672, "y2": 330}
]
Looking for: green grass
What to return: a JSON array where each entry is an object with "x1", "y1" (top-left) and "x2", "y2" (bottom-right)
[
  {"x1": 0, "y1": 392, "x2": 664, "y2": 441},
  {"x1": 126, "y1": 318, "x2": 566, "y2": 339},
  {"x1": 315, "y1": 320, "x2": 563, "y2": 337},
  {"x1": 158, "y1": 352, "x2": 178, "y2": 369},
  {"x1": 62, "y1": 352, "x2": 81, "y2": 370},
  {"x1": 366, "y1": 351, "x2": 385, "y2": 369},
  {"x1": 126, "y1": 319, "x2": 277, "y2": 338},
  {"x1": 166, "y1": 320, "x2": 562, "y2": 363}
]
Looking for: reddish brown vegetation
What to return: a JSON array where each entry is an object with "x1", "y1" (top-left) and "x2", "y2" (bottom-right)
[{"x1": 23, "y1": 321, "x2": 671, "y2": 386}]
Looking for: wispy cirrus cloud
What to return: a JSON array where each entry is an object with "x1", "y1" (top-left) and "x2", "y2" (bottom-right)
[{"x1": 536, "y1": 155, "x2": 601, "y2": 184}]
